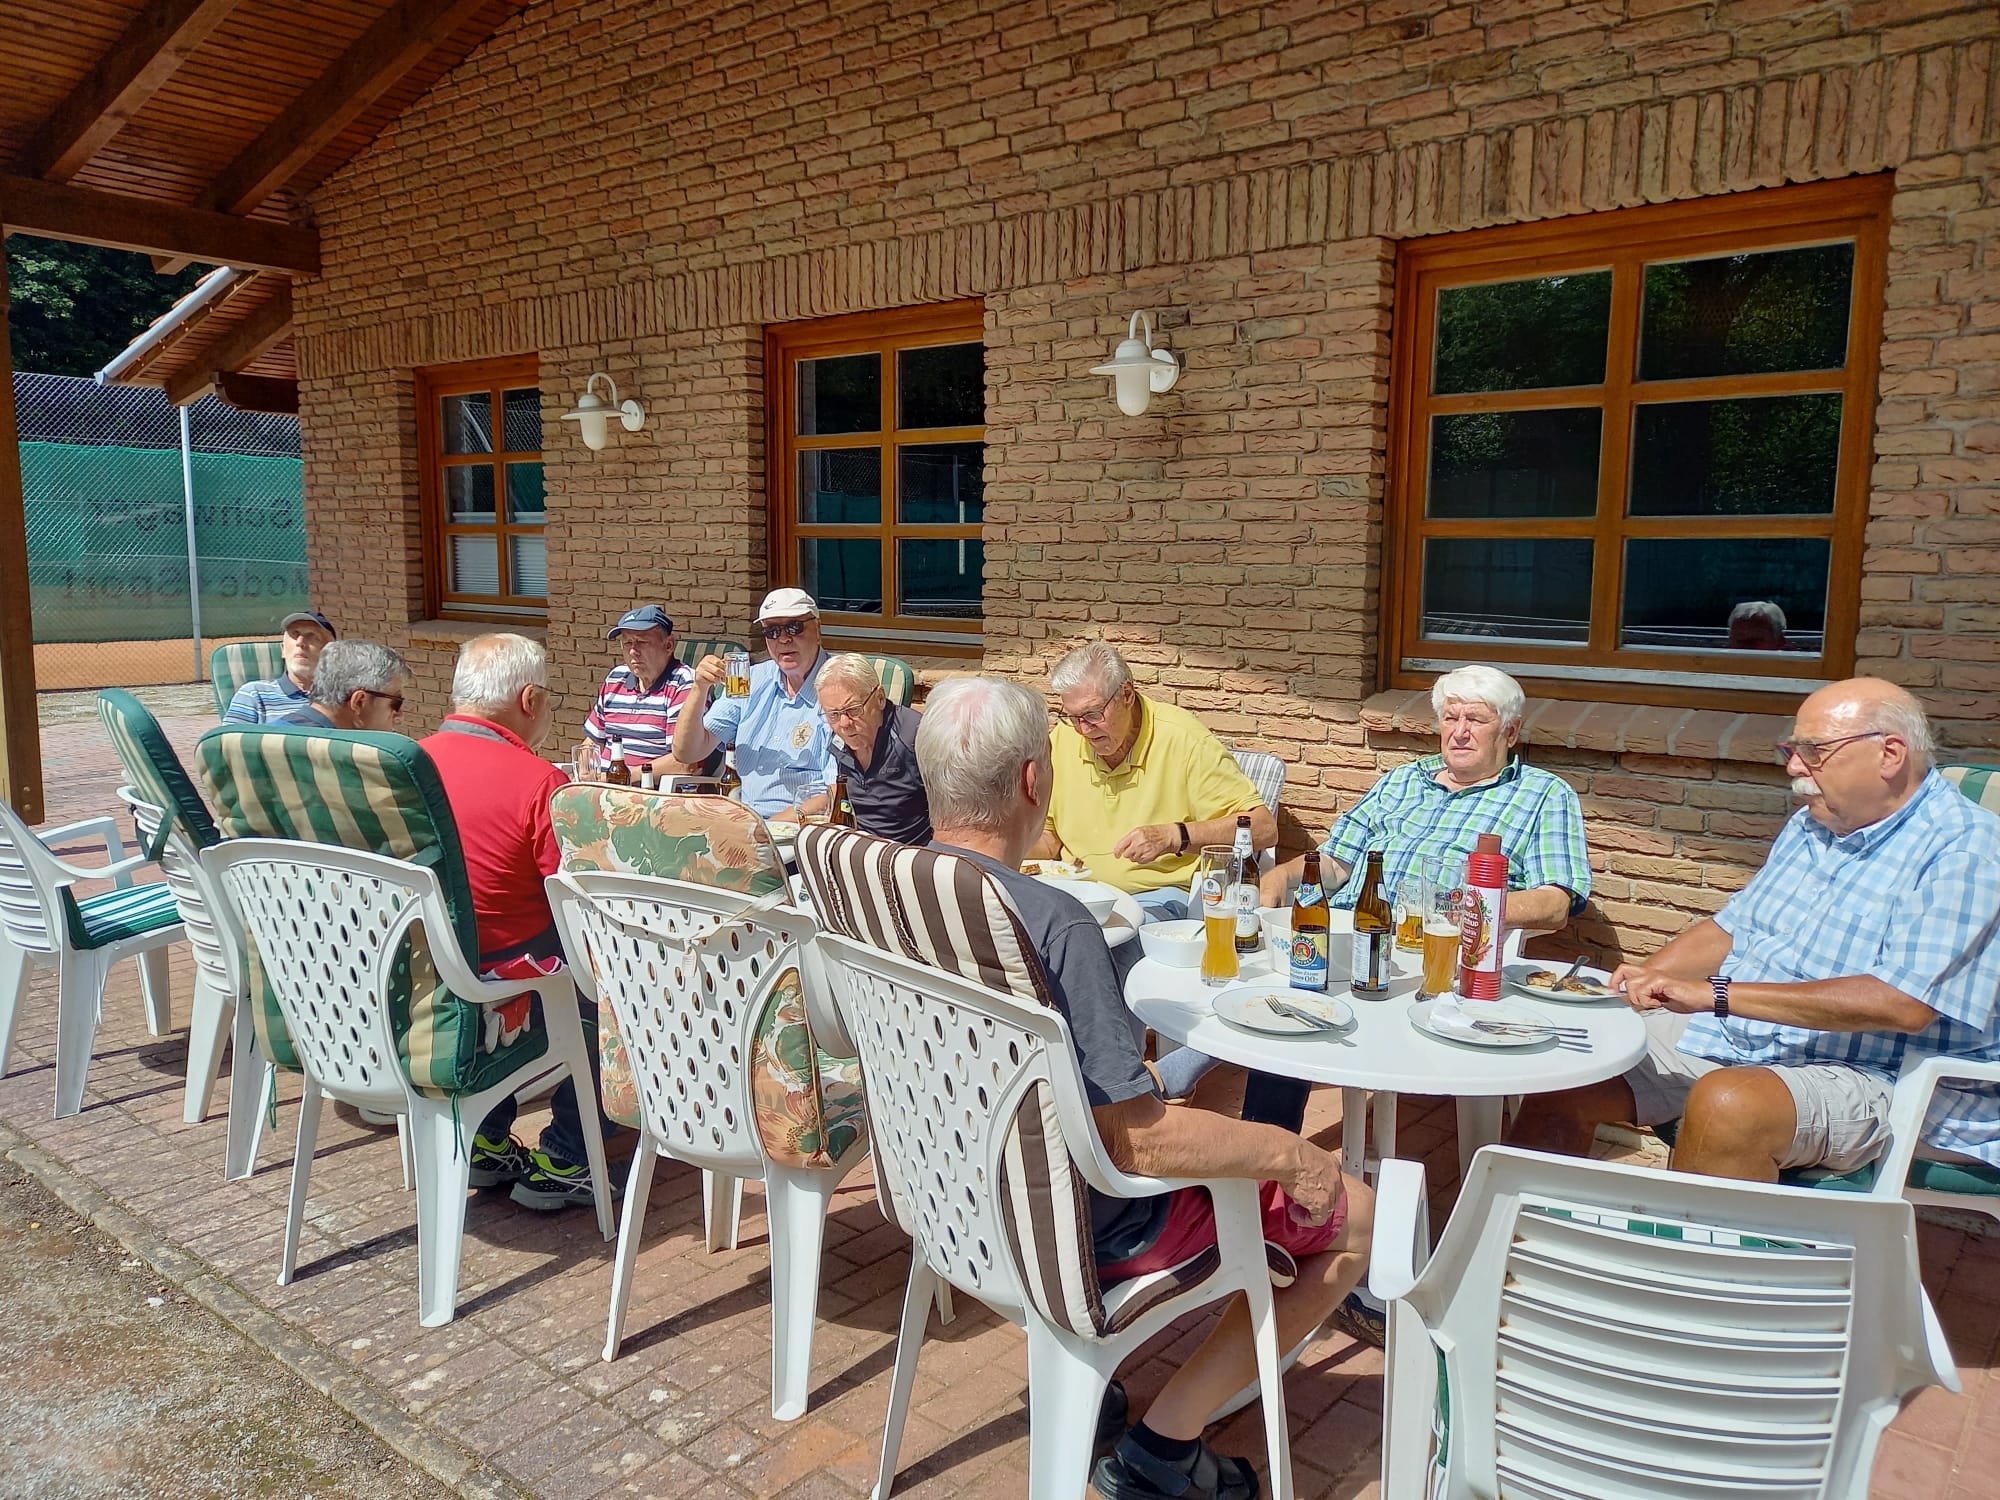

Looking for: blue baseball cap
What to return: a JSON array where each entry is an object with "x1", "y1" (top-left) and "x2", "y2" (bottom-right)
[
  {"x1": 279, "y1": 610, "x2": 336, "y2": 637},
  {"x1": 607, "y1": 604, "x2": 674, "y2": 639}
]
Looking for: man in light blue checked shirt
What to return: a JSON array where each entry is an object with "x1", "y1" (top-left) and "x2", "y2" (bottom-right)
[{"x1": 1514, "y1": 679, "x2": 2000, "y2": 1183}]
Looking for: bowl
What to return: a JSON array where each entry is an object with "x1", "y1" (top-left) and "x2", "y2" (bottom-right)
[
  {"x1": 1035, "y1": 875, "x2": 1120, "y2": 923},
  {"x1": 1257, "y1": 907, "x2": 1292, "y2": 949},
  {"x1": 1139, "y1": 919, "x2": 1206, "y2": 969}
]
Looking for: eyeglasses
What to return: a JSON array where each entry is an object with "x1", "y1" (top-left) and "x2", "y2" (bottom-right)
[
  {"x1": 761, "y1": 620, "x2": 811, "y2": 641},
  {"x1": 1054, "y1": 691, "x2": 1122, "y2": 729},
  {"x1": 534, "y1": 686, "x2": 564, "y2": 713},
  {"x1": 362, "y1": 690, "x2": 406, "y2": 714},
  {"x1": 1774, "y1": 730, "x2": 1886, "y2": 769},
  {"x1": 822, "y1": 689, "x2": 880, "y2": 724}
]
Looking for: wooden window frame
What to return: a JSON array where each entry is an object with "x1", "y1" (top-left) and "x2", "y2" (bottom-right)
[
  {"x1": 417, "y1": 354, "x2": 545, "y2": 622},
  {"x1": 767, "y1": 301, "x2": 986, "y2": 657},
  {"x1": 1383, "y1": 177, "x2": 1893, "y2": 712}
]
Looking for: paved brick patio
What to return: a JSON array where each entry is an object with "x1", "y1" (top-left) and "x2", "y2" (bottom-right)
[{"x1": 3, "y1": 701, "x2": 1995, "y2": 1500}]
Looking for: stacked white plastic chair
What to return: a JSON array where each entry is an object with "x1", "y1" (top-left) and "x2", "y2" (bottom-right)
[{"x1": 1369, "y1": 1145, "x2": 1957, "y2": 1499}]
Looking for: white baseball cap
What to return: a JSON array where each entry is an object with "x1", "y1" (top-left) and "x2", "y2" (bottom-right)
[{"x1": 756, "y1": 587, "x2": 818, "y2": 623}]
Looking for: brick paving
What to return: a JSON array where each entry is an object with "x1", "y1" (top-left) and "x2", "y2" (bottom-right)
[{"x1": 2, "y1": 705, "x2": 1996, "y2": 1500}]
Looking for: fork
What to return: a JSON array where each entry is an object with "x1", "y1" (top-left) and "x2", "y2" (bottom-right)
[
  {"x1": 1268, "y1": 998, "x2": 1344, "y2": 1034},
  {"x1": 1471, "y1": 1019, "x2": 1588, "y2": 1040}
]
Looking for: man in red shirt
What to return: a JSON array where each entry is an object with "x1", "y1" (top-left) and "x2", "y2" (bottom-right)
[{"x1": 421, "y1": 633, "x2": 615, "y2": 1213}]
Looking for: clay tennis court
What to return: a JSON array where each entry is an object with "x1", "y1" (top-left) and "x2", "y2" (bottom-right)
[{"x1": 33, "y1": 636, "x2": 263, "y2": 694}]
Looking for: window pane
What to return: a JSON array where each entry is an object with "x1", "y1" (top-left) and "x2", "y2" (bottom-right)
[
  {"x1": 1428, "y1": 409, "x2": 1600, "y2": 519},
  {"x1": 1640, "y1": 242, "x2": 1853, "y2": 380},
  {"x1": 899, "y1": 443, "x2": 985, "y2": 523},
  {"x1": 800, "y1": 538, "x2": 882, "y2": 614},
  {"x1": 1628, "y1": 394, "x2": 1841, "y2": 518},
  {"x1": 449, "y1": 534, "x2": 498, "y2": 595},
  {"x1": 899, "y1": 539, "x2": 984, "y2": 619},
  {"x1": 798, "y1": 353, "x2": 879, "y2": 435},
  {"x1": 898, "y1": 342, "x2": 984, "y2": 429},
  {"x1": 1421, "y1": 538, "x2": 1592, "y2": 646},
  {"x1": 440, "y1": 393, "x2": 493, "y2": 454},
  {"x1": 1621, "y1": 538, "x2": 1828, "y2": 655},
  {"x1": 798, "y1": 450, "x2": 881, "y2": 523},
  {"x1": 445, "y1": 464, "x2": 494, "y2": 523},
  {"x1": 509, "y1": 533, "x2": 548, "y2": 599},
  {"x1": 506, "y1": 462, "x2": 545, "y2": 521},
  {"x1": 502, "y1": 387, "x2": 541, "y2": 453},
  {"x1": 1433, "y1": 272, "x2": 1611, "y2": 394}
]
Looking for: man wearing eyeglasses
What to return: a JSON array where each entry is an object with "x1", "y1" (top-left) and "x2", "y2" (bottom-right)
[
  {"x1": 277, "y1": 639, "x2": 409, "y2": 731},
  {"x1": 817, "y1": 652, "x2": 931, "y2": 843},
  {"x1": 1512, "y1": 678, "x2": 2000, "y2": 1185},
  {"x1": 675, "y1": 587, "x2": 836, "y2": 819}
]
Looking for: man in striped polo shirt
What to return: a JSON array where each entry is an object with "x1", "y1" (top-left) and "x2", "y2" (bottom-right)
[
  {"x1": 223, "y1": 610, "x2": 336, "y2": 723},
  {"x1": 581, "y1": 604, "x2": 696, "y2": 777}
]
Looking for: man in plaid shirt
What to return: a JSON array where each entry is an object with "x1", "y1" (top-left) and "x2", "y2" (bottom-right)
[{"x1": 1515, "y1": 679, "x2": 2000, "y2": 1182}]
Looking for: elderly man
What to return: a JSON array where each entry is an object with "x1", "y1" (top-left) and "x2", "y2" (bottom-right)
[
  {"x1": 1728, "y1": 600, "x2": 1789, "y2": 652},
  {"x1": 1031, "y1": 641, "x2": 1274, "y2": 917},
  {"x1": 582, "y1": 604, "x2": 697, "y2": 775},
  {"x1": 817, "y1": 653, "x2": 930, "y2": 843},
  {"x1": 420, "y1": 633, "x2": 617, "y2": 1213},
  {"x1": 673, "y1": 587, "x2": 834, "y2": 819},
  {"x1": 223, "y1": 609, "x2": 336, "y2": 722},
  {"x1": 916, "y1": 678, "x2": 1370, "y2": 1500},
  {"x1": 277, "y1": 640, "x2": 409, "y2": 732},
  {"x1": 1512, "y1": 679, "x2": 2000, "y2": 1183}
]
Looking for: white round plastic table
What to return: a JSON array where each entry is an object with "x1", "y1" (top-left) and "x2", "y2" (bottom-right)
[{"x1": 1125, "y1": 916, "x2": 1647, "y2": 1180}]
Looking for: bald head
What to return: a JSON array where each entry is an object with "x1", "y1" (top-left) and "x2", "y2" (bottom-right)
[
  {"x1": 1785, "y1": 677, "x2": 1934, "y2": 836},
  {"x1": 451, "y1": 632, "x2": 553, "y2": 749},
  {"x1": 1794, "y1": 678, "x2": 1934, "y2": 770}
]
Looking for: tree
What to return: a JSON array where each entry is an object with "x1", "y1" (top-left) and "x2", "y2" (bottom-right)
[{"x1": 5, "y1": 236, "x2": 209, "y2": 377}]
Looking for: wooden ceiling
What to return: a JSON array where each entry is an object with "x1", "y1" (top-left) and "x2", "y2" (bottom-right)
[{"x1": 0, "y1": 0, "x2": 530, "y2": 407}]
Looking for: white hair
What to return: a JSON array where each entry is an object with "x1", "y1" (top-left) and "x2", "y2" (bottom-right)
[
  {"x1": 1729, "y1": 600, "x2": 1788, "y2": 633},
  {"x1": 1849, "y1": 686, "x2": 1936, "y2": 769},
  {"x1": 916, "y1": 677, "x2": 1050, "y2": 833},
  {"x1": 814, "y1": 653, "x2": 880, "y2": 703},
  {"x1": 308, "y1": 640, "x2": 407, "y2": 707},
  {"x1": 1430, "y1": 664, "x2": 1525, "y2": 731},
  {"x1": 1049, "y1": 640, "x2": 1131, "y2": 699},
  {"x1": 451, "y1": 633, "x2": 546, "y2": 711}
]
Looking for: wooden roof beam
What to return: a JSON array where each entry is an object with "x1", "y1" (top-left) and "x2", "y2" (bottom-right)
[
  {"x1": 215, "y1": 372, "x2": 298, "y2": 414},
  {"x1": 16, "y1": 0, "x2": 245, "y2": 182},
  {"x1": 199, "y1": 0, "x2": 495, "y2": 217},
  {"x1": 164, "y1": 282, "x2": 293, "y2": 405},
  {"x1": 0, "y1": 174, "x2": 319, "y2": 275}
]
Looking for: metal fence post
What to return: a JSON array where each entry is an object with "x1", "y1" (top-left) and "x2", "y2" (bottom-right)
[{"x1": 180, "y1": 405, "x2": 203, "y2": 681}]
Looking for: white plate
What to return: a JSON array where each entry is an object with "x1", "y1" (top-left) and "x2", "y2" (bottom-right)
[
  {"x1": 1102, "y1": 894, "x2": 1144, "y2": 950},
  {"x1": 1032, "y1": 875, "x2": 1121, "y2": 922},
  {"x1": 1213, "y1": 983, "x2": 1354, "y2": 1036},
  {"x1": 1504, "y1": 960, "x2": 1617, "y2": 1002},
  {"x1": 1411, "y1": 996, "x2": 1564, "y2": 1048},
  {"x1": 765, "y1": 818, "x2": 801, "y2": 839},
  {"x1": 1020, "y1": 859, "x2": 1092, "y2": 880}
]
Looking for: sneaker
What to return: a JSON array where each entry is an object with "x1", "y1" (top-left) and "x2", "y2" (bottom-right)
[
  {"x1": 508, "y1": 1149, "x2": 618, "y2": 1212},
  {"x1": 1328, "y1": 1288, "x2": 1386, "y2": 1349},
  {"x1": 1092, "y1": 1431, "x2": 1258, "y2": 1500},
  {"x1": 467, "y1": 1133, "x2": 533, "y2": 1189}
]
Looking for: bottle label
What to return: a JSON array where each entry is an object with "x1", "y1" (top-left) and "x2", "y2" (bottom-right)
[
  {"x1": 1233, "y1": 882, "x2": 1258, "y2": 937},
  {"x1": 1350, "y1": 931, "x2": 1388, "y2": 989},
  {"x1": 1289, "y1": 929, "x2": 1329, "y2": 990}
]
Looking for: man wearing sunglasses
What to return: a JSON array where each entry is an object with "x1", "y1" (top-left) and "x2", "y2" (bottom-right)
[
  {"x1": 675, "y1": 587, "x2": 836, "y2": 818},
  {"x1": 1512, "y1": 677, "x2": 2000, "y2": 1185},
  {"x1": 278, "y1": 639, "x2": 409, "y2": 732}
]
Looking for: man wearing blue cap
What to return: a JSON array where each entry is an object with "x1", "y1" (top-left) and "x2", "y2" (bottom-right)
[
  {"x1": 582, "y1": 604, "x2": 697, "y2": 776},
  {"x1": 223, "y1": 609, "x2": 336, "y2": 723}
]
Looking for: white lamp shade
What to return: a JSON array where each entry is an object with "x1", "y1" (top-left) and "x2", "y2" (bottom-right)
[
  {"x1": 560, "y1": 373, "x2": 645, "y2": 452},
  {"x1": 1090, "y1": 315, "x2": 1180, "y2": 416}
]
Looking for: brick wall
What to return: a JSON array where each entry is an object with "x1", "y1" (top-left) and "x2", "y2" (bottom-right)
[{"x1": 293, "y1": 0, "x2": 2000, "y2": 958}]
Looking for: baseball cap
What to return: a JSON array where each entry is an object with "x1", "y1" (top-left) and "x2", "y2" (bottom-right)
[
  {"x1": 279, "y1": 610, "x2": 336, "y2": 637},
  {"x1": 607, "y1": 604, "x2": 675, "y2": 639},
  {"x1": 755, "y1": 587, "x2": 818, "y2": 623}
]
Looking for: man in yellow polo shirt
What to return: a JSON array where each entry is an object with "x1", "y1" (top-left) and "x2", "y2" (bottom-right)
[{"x1": 1030, "y1": 641, "x2": 1275, "y2": 916}]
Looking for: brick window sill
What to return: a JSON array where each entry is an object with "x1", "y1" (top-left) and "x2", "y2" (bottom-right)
[{"x1": 1360, "y1": 690, "x2": 1790, "y2": 767}]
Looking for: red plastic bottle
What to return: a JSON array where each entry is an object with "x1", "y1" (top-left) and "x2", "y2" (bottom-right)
[{"x1": 1457, "y1": 831, "x2": 1508, "y2": 1001}]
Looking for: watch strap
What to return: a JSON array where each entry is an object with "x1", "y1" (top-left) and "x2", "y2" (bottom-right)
[
  {"x1": 1176, "y1": 822, "x2": 1189, "y2": 855},
  {"x1": 1708, "y1": 974, "x2": 1731, "y2": 1019}
]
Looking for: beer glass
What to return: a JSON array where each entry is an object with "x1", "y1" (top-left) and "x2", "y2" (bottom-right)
[
  {"x1": 799, "y1": 776, "x2": 830, "y2": 823},
  {"x1": 1394, "y1": 861, "x2": 1429, "y2": 952},
  {"x1": 1420, "y1": 876, "x2": 1460, "y2": 998},
  {"x1": 724, "y1": 649, "x2": 752, "y2": 698},
  {"x1": 1194, "y1": 845, "x2": 1239, "y2": 987}
]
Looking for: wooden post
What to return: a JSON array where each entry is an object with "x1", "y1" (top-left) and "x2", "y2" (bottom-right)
[{"x1": 0, "y1": 247, "x2": 45, "y2": 822}]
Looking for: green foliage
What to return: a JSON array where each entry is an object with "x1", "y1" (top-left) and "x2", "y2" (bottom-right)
[
  {"x1": 5, "y1": 237, "x2": 209, "y2": 377},
  {"x1": 1433, "y1": 271, "x2": 1612, "y2": 395}
]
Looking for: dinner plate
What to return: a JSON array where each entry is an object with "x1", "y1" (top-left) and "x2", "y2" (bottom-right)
[
  {"x1": 1410, "y1": 996, "x2": 1561, "y2": 1048},
  {"x1": 1212, "y1": 983, "x2": 1354, "y2": 1036},
  {"x1": 1504, "y1": 960, "x2": 1617, "y2": 1002},
  {"x1": 1020, "y1": 858, "x2": 1092, "y2": 881},
  {"x1": 764, "y1": 818, "x2": 801, "y2": 839}
]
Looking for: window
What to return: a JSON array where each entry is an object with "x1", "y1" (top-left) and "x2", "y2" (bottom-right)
[
  {"x1": 1385, "y1": 179, "x2": 1891, "y2": 707},
  {"x1": 767, "y1": 302, "x2": 985, "y2": 650},
  {"x1": 417, "y1": 356, "x2": 545, "y2": 619}
]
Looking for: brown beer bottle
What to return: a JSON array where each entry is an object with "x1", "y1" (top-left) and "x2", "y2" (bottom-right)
[
  {"x1": 603, "y1": 738, "x2": 632, "y2": 787},
  {"x1": 1350, "y1": 849, "x2": 1392, "y2": 996},
  {"x1": 1230, "y1": 812, "x2": 1260, "y2": 955},
  {"x1": 828, "y1": 776, "x2": 855, "y2": 827}
]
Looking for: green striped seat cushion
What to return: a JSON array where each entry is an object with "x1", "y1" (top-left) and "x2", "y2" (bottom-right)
[
  {"x1": 196, "y1": 724, "x2": 548, "y2": 1098},
  {"x1": 97, "y1": 688, "x2": 220, "y2": 855},
  {"x1": 1941, "y1": 763, "x2": 2000, "y2": 816},
  {"x1": 208, "y1": 639, "x2": 286, "y2": 719},
  {"x1": 1785, "y1": 1157, "x2": 2000, "y2": 1197},
  {"x1": 864, "y1": 654, "x2": 916, "y2": 707},
  {"x1": 61, "y1": 881, "x2": 181, "y2": 950}
]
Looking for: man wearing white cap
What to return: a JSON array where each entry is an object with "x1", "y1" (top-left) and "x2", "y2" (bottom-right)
[{"x1": 673, "y1": 588, "x2": 836, "y2": 818}]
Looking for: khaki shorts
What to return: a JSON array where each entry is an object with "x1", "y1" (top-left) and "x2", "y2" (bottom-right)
[{"x1": 1621, "y1": 1011, "x2": 1893, "y2": 1173}]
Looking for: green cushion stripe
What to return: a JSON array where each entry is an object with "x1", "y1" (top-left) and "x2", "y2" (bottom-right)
[
  {"x1": 63, "y1": 883, "x2": 180, "y2": 949},
  {"x1": 1942, "y1": 763, "x2": 2000, "y2": 814},
  {"x1": 97, "y1": 689, "x2": 219, "y2": 852}
]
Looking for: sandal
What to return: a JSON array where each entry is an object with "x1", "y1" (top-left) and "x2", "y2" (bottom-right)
[{"x1": 1092, "y1": 1431, "x2": 1259, "y2": 1500}]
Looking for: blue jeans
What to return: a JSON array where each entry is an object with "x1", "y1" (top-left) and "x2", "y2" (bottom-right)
[{"x1": 1134, "y1": 887, "x2": 1190, "y2": 921}]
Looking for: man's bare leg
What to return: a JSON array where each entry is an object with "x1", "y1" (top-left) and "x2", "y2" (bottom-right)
[
  {"x1": 1507, "y1": 1076, "x2": 1638, "y2": 1157},
  {"x1": 1670, "y1": 1067, "x2": 1794, "y2": 1182}
]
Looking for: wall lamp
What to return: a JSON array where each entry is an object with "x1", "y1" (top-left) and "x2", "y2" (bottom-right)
[
  {"x1": 1091, "y1": 311, "x2": 1181, "y2": 416},
  {"x1": 560, "y1": 372, "x2": 646, "y2": 452}
]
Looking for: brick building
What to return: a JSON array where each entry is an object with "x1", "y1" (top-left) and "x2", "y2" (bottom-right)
[{"x1": 68, "y1": 0, "x2": 2000, "y2": 962}]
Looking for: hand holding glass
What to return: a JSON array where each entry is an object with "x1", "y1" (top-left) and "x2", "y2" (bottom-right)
[{"x1": 724, "y1": 650, "x2": 752, "y2": 698}]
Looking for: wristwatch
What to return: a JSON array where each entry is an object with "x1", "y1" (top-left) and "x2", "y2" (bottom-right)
[
  {"x1": 1175, "y1": 822, "x2": 1189, "y2": 855},
  {"x1": 1708, "y1": 975, "x2": 1731, "y2": 1019}
]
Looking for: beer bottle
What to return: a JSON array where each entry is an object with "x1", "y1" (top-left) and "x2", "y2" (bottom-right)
[
  {"x1": 638, "y1": 764, "x2": 657, "y2": 792},
  {"x1": 1289, "y1": 851, "x2": 1331, "y2": 992},
  {"x1": 604, "y1": 738, "x2": 632, "y2": 787},
  {"x1": 829, "y1": 776, "x2": 855, "y2": 828},
  {"x1": 1350, "y1": 849, "x2": 1392, "y2": 996},
  {"x1": 1229, "y1": 812, "x2": 1260, "y2": 956},
  {"x1": 719, "y1": 752, "x2": 742, "y2": 798}
]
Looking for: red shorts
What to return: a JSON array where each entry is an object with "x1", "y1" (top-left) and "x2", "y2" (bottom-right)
[{"x1": 1097, "y1": 1180, "x2": 1342, "y2": 1282}]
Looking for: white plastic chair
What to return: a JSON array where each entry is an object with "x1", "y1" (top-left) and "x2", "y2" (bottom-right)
[
  {"x1": 0, "y1": 799, "x2": 183, "y2": 1118},
  {"x1": 1369, "y1": 1145, "x2": 1957, "y2": 1500},
  {"x1": 1827, "y1": 1054, "x2": 2000, "y2": 1228},
  {"x1": 1229, "y1": 747, "x2": 1286, "y2": 815},
  {"x1": 815, "y1": 929, "x2": 1295, "y2": 1500},
  {"x1": 546, "y1": 870, "x2": 864, "y2": 1420},
  {"x1": 204, "y1": 838, "x2": 613, "y2": 1326}
]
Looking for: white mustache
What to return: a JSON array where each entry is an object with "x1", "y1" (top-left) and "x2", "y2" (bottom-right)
[{"x1": 1791, "y1": 776, "x2": 1822, "y2": 797}]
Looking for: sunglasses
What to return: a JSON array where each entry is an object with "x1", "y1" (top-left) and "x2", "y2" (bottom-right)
[
  {"x1": 761, "y1": 619, "x2": 811, "y2": 641},
  {"x1": 362, "y1": 689, "x2": 406, "y2": 713}
]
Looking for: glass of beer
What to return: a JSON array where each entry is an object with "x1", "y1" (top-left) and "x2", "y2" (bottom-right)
[
  {"x1": 1420, "y1": 879, "x2": 1460, "y2": 999},
  {"x1": 724, "y1": 649, "x2": 752, "y2": 698},
  {"x1": 1194, "y1": 845, "x2": 1239, "y2": 987},
  {"x1": 1394, "y1": 862, "x2": 1429, "y2": 952}
]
